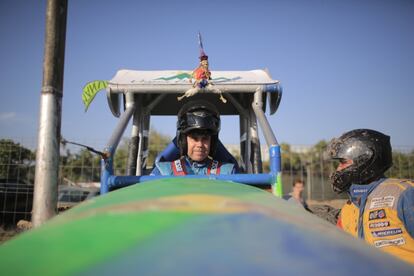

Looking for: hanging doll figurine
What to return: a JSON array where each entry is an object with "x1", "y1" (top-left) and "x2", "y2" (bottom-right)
[{"x1": 177, "y1": 33, "x2": 227, "y2": 103}]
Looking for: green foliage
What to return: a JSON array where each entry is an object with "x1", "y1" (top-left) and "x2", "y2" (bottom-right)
[
  {"x1": 279, "y1": 140, "x2": 414, "y2": 180},
  {"x1": 112, "y1": 130, "x2": 171, "y2": 174},
  {"x1": 280, "y1": 143, "x2": 303, "y2": 173},
  {"x1": 60, "y1": 148, "x2": 101, "y2": 183},
  {"x1": 58, "y1": 129, "x2": 171, "y2": 183},
  {"x1": 386, "y1": 150, "x2": 414, "y2": 179},
  {"x1": 0, "y1": 139, "x2": 35, "y2": 183},
  {"x1": 114, "y1": 138, "x2": 129, "y2": 175},
  {"x1": 305, "y1": 140, "x2": 330, "y2": 177},
  {"x1": 1, "y1": 136, "x2": 412, "y2": 187},
  {"x1": 147, "y1": 129, "x2": 171, "y2": 167},
  {"x1": 313, "y1": 140, "x2": 328, "y2": 152}
]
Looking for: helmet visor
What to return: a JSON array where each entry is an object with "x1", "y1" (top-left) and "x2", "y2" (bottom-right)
[
  {"x1": 328, "y1": 137, "x2": 373, "y2": 161},
  {"x1": 180, "y1": 111, "x2": 220, "y2": 134}
]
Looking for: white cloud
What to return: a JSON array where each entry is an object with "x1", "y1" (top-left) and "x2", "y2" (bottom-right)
[{"x1": 0, "y1": 112, "x2": 17, "y2": 121}]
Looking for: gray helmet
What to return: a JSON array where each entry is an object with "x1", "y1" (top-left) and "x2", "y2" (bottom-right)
[
  {"x1": 327, "y1": 129, "x2": 392, "y2": 193},
  {"x1": 177, "y1": 100, "x2": 220, "y2": 157}
]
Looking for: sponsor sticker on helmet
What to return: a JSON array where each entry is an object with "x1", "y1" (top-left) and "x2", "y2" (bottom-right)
[
  {"x1": 374, "y1": 237, "x2": 405, "y2": 248},
  {"x1": 369, "y1": 196, "x2": 395, "y2": 209},
  {"x1": 369, "y1": 221, "x2": 390, "y2": 229},
  {"x1": 371, "y1": 228, "x2": 402, "y2": 238},
  {"x1": 369, "y1": 209, "x2": 386, "y2": 220}
]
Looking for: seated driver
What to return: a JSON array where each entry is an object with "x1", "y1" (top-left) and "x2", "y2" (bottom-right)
[{"x1": 151, "y1": 100, "x2": 237, "y2": 175}]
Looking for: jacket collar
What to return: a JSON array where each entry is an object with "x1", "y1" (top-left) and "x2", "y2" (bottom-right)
[
  {"x1": 349, "y1": 178, "x2": 386, "y2": 206},
  {"x1": 184, "y1": 156, "x2": 211, "y2": 168}
]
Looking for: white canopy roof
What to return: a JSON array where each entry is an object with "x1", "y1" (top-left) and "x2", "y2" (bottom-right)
[
  {"x1": 105, "y1": 69, "x2": 282, "y2": 116},
  {"x1": 109, "y1": 69, "x2": 278, "y2": 85}
]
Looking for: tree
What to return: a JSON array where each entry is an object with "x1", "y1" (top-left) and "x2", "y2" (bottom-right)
[
  {"x1": 114, "y1": 138, "x2": 129, "y2": 175},
  {"x1": 305, "y1": 140, "x2": 330, "y2": 177},
  {"x1": 113, "y1": 130, "x2": 171, "y2": 174},
  {"x1": 280, "y1": 143, "x2": 303, "y2": 172},
  {"x1": 60, "y1": 148, "x2": 100, "y2": 183},
  {"x1": 387, "y1": 150, "x2": 414, "y2": 179},
  {"x1": 58, "y1": 129, "x2": 172, "y2": 182},
  {"x1": 0, "y1": 139, "x2": 35, "y2": 184},
  {"x1": 147, "y1": 129, "x2": 171, "y2": 167}
]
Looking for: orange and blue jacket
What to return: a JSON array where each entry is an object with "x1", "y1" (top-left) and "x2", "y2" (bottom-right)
[{"x1": 337, "y1": 178, "x2": 414, "y2": 264}]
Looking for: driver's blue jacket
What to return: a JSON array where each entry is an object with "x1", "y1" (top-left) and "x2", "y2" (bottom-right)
[{"x1": 150, "y1": 156, "x2": 236, "y2": 176}]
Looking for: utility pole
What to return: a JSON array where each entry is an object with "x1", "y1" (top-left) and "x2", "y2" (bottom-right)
[{"x1": 32, "y1": 0, "x2": 68, "y2": 227}]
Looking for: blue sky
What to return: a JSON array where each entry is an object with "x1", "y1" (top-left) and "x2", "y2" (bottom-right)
[{"x1": 0, "y1": 0, "x2": 413, "y2": 149}]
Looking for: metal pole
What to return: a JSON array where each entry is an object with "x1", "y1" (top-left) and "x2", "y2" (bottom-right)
[
  {"x1": 126, "y1": 95, "x2": 141, "y2": 175},
  {"x1": 306, "y1": 165, "x2": 312, "y2": 201},
  {"x1": 320, "y1": 153, "x2": 325, "y2": 201},
  {"x1": 100, "y1": 101, "x2": 135, "y2": 194},
  {"x1": 239, "y1": 115, "x2": 247, "y2": 173},
  {"x1": 251, "y1": 89, "x2": 282, "y2": 196},
  {"x1": 251, "y1": 89, "x2": 278, "y2": 147},
  {"x1": 249, "y1": 108, "x2": 263, "y2": 173},
  {"x1": 32, "y1": 0, "x2": 68, "y2": 227},
  {"x1": 135, "y1": 110, "x2": 144, "y2": 176},
  {"x1": 140, "y1": 114, "x2": 150, "y2": 173}
]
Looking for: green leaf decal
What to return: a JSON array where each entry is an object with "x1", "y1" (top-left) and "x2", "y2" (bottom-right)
[
  {"x1": 82, "y1": 80, "x2": 108, "y2": 111},
  {"x1": 211, "y1": 76, "x2": 242, "y2": 83},
  {"x1": 155, "y1": 72, "x2": 192, "y2": 81}
]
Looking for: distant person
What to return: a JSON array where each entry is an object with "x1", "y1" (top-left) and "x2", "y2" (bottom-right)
[
  {"x1": 283, "y1": 179, "x2": 310, "y2": 211},
  {"x1": 150, "y1": 100, "x2": 237, "y2": 176},
  {"x1": 327, "y1": 129, "x2": 414, "y2": 264}
]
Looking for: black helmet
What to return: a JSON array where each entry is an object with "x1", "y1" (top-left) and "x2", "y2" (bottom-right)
[
  {"x1": 327, "y1": 129, "x2": 392, "y2": 193},
  {"x1": 177, "y1": 100, "x2": 221, "y2": 157}
]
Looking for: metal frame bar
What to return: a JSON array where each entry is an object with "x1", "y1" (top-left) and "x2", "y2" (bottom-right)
[
  {"x1": 252, "y1": 88, "x2": 282, "y2": 196},
  {"x1": 136, "y1": 114, "x2": 149, "y2": 176},
  {"x1": 225, "y1": 93, "x2": 249, "y2": 118},
  {"x1": 135, "y1": 107, "x2": 144, "y2": 176},
  {"x1": 100, "y1": 86, "x2": 282, "y2": 197},
  {"x1": 107, "y1": 84, "x2": 278, "y2": 94},
  {"x1": 126, "y1": 94, "x2": 167, "y2": 176},
  {"x1": 106, "y1": 174, "x2": 273, "y2": 190},
  {"x1": 239, "y1": 115, "x2": 248, "y2": 173},
  {"x1": 249, "y1": 106, "x2": 263, "y2": 173},
  {"x1": 100, "y1": 96, "x2": 135, "y2": 194},
  {"x1": 126, "y1": 95, "x2": 141, "y2": 175}
]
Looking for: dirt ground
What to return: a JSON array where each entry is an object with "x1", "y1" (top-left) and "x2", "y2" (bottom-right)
[
  {"x1": 307, "y1": 199, "x2": 346, "y2": 225},
  {"x1": 308, "y1": 199, "x2": 347, "y2": 209},
  {"x1": 0, "y1": 226, "x2": 20, "y2": 244},
  {"x1": 0, "y1": 220, "x2": 33, "y2": 244}
]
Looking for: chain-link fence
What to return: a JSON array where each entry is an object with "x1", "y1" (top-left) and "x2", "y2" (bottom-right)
[
  {"x1": 277, "y1": 145, "x2": 414, "y2": 202},
  {"x1": 1, "y1": 138, "x2": 413, "y2": 227},
  {"x1": 279, "y1": 147, "x2": 344, "y2": 202},
  {"x1": 0, "y1": 139, "x2": 36, "y2": 227}
]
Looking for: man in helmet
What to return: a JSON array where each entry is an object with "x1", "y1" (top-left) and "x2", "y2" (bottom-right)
[
  {"x1": 327, "y1": 129, "x2": 414, "y2": 264},
  {"x1": 150, "y1": 100, "x2": 237, "y2": 176}
]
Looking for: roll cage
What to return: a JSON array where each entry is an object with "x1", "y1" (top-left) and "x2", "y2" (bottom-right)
[{"x1": 99, "y1": 69, "x2": 283, "y2": 196}]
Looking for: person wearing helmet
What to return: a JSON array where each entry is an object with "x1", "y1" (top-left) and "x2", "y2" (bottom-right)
[
  {"x1": 326, "y1": 129, "x2": 414, "y2": 264},
  {"x1": 150, "y1": 100, "x2": 236, "y2": 176}
]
